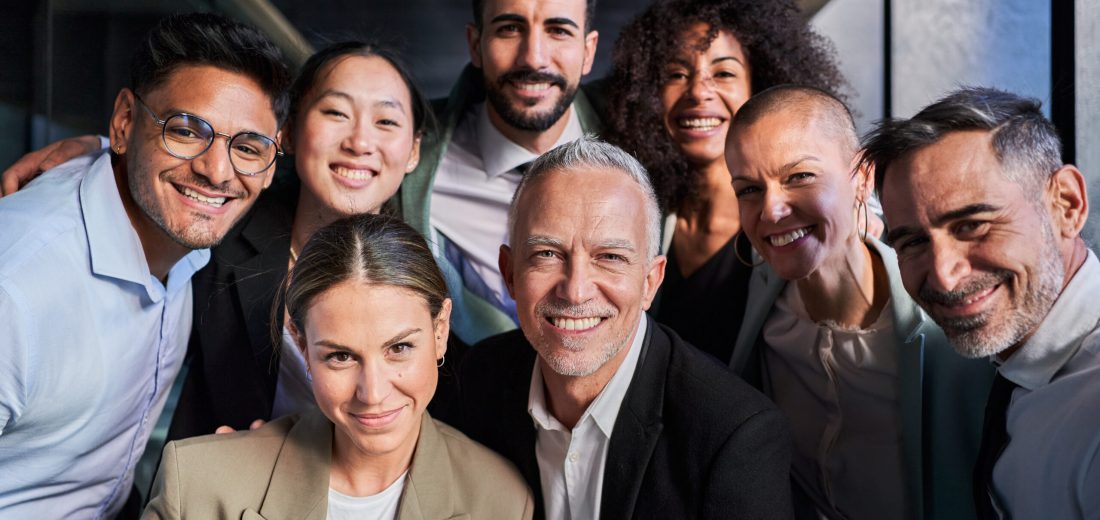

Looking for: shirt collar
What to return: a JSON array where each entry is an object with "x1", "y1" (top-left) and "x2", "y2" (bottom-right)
[
  {"x1": 997, "y1": 249, "x2": 1100, "y2": 390},
  {"x1": 476, "y1": 101, "x2": 584, "y2": 179},
  {"x1": 527, "y1": 314, "x2": 648, "y2": 437},
  {"x1": 80, "y1": 151, "x2": 210, "y2": 302}
]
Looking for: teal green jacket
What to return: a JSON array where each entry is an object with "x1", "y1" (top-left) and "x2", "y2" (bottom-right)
[
  {"x1": 396, "y1": 65, "x2": 604, "y2": 345},
  {"x1": 730, "y1": 238, "x2": 994, "y2": 520}
]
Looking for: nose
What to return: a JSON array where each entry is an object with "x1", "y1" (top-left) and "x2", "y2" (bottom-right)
[
  {"x1": 760, "y1": 188, "x2": 792, "y2": 224},
  {"x1": 688, "y1": 72, "x2": 716, "y2": 102},
  {"x1": 342, "y1": 117, "x2": 377, "y2": 156},
  {"x1": 355, "y1": 359, "x2": 393, "y2": 406},
  {"x1": 518, "y1": 28, "x2": 550, "y2": 70},
  {"x1": 927, "y1": 238, "x2": 972, "y2": 293},
  {"x1": 556, "y1": 256, "x2": 597, "y2": 304},
  {"x1": 191, "y1": 135, "x2": 237, "y2": 187}
]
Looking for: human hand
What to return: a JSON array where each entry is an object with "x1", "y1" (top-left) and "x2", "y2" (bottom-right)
[
  {"x1": 214, "y1": 419, "x2": 266, "y2": 434},
  {"x1": 1, "y1": 135, "x2": 104, "y2": 196}
]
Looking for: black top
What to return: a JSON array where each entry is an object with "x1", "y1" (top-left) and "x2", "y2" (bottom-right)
[
  {"x1": 655, "y1": 235, "x2": 753, "y2": 365},
  {"x1": 455, "y1": 317, "x2": 794, "y2": 520}
]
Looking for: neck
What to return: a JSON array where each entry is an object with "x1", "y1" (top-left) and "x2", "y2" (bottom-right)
[
  {"x1": 113, "y1": 159, "x2": 190, "y2": 283},
  {"x1": 539, "y1": 325, "x2": 638, "y2": 429},
  {"x1": 329, "y1": 419, "x2": 418, "y2": 497},
  {"x1": 796, "y1": 235, "x2": 888, "y2": 329},
  {"x1": 291, "y1": 190, "x2": 368, "y2": 258},
  {"x1": 672, "y1": 161, "x2": 740, "y2": 276},
  {"x1": 487, "y1": 104, "x2": 573, "y2": 155}
]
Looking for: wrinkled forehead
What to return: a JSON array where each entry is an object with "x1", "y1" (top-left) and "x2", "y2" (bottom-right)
[
  {"x1": 514, "y1": 168, "x2": 648, "y2": 246},
  {"x1": 480, "y1": 0, "x2": 589, "y2": 26}
]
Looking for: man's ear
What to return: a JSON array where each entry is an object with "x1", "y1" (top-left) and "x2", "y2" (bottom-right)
[
  {"x1": 640, "y1": 255, "x2": 667, "y2": 311},
  {"x1": 581, "y1": 30, "x2": 599, "y2": 76},
  {"x1": 466, "y1": 24, "x2": 483, "y2": 69},
  {"x1": 499, "y1": 244, "x2": 516, "y2": 298},
  {"x1": 109, "y1": 89, "x2": 137, "y2": 156},
  {"x1": 1047, "y1": 164, "x2": 1089, "y2": 239}
]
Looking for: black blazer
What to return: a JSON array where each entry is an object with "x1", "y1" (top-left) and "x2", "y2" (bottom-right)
[
  {"x1": 455, "y1": 316, "x2": 794, "y2": 520},
  {"x1": 167, "y1": 177, "x2": 299, "y2": 438}
]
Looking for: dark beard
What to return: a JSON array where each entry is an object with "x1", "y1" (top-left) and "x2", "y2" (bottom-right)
[{"x1": 485, "y1": 69, "x2": 577, "y2": 132}]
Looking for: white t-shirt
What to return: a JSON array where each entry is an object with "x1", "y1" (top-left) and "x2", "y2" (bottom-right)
[{"x1": 326, "y1": 471, "x2": 408, "y2": 520}]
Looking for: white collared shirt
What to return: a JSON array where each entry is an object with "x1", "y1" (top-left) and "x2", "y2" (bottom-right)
[
  {"x1": 528, "y1": 316, "x2": 647, "y2": 520},
  {"x1": 429, "y1": 102, "x2": 584, "y2": 308},
  {"x1": 990, "y1": 249, "x2": 1100, "y2": 519}
]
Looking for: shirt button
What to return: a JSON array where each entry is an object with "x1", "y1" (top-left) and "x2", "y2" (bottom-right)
[{"x1": 568, "y1": 452, "x2": 579, "y2": 463}]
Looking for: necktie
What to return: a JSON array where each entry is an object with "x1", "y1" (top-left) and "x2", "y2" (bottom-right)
[{"x1": 973, "y1": 373, "x2": 1018, "y2": 520}]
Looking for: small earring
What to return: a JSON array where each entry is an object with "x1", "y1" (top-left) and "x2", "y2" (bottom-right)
[
  {"x1": 733, "y1": 231, "x2": 763, "y2": 268},
  {"x1": 114, "y1": 144, "x2": 123, "y2": 154},
  {"x1": 436, "y1": 355, "x2": 445, "y2": 368}
]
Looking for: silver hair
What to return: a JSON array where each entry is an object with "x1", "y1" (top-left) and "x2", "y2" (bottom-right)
[
  {"x1": 861, "y1": 86, "x2": 1063, "y2": 197},
  {"x1": 507, "y1": 135, "x2": 662, "y2": 259}
]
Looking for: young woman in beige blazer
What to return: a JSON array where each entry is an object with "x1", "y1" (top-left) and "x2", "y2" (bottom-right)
[{"x1": 143, "y1": 215, "x2": 533, "y2": 519}]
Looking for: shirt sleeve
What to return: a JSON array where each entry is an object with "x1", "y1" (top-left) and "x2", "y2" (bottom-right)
[{"x1": 0, "y1": 284, "x2": 31, "y2": 436}]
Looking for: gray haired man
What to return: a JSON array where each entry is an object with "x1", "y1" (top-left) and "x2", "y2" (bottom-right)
[
  {"x1": 456, "y1": 136, "x2": 793, "y2": 519},
  {"x1": 863, "y1": 87, "x2": 1098, "y2": 519}
]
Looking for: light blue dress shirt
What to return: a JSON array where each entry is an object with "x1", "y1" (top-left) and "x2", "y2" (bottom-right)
[
  {"x1": 993, "y1": 249, "x2": 1100, "y2": 519},
  {"x1": 0, "y1": 151, "x2": 209, "y2": 518}
]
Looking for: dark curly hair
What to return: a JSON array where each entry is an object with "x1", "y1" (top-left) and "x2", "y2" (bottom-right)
[{"x1": 606, "y1": 0, "x2": 846, "y2": 213}]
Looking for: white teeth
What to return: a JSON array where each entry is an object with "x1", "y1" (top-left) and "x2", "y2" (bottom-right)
[
  {"x1": 181, "y1": 187, "x2": 226, "y2": 207},
  {"x1": 551, "y1": 317, "x2": 601, "y2": 331},
  {"x1": 334, "y1": 166, "x2": 374, "y2": 180},
  {"x1": 516, "y1": 82, "x2": 551, "y2": 91},
  {"x1": 679, "y1": 117, "x2": 722, "y2": 129},
  {"x1": 768, "y1": 227, "x2": 810, "y2": 247}
]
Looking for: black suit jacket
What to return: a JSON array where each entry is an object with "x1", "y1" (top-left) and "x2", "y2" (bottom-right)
[
  {"x1": 456, "y1": 316, "x2": 794, "y2": 520},
  {"x1": 167, "y1": 176, "x2": 299, "y2": 438}
]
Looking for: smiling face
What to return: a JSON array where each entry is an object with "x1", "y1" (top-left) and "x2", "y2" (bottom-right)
[
  {"x1": 882, "y1": 130, "x2": 1065, "y2": 358},
  {"x1": 660, "y1": 26, "x2": 752, "y2": 169},
  {"x1": 468, "y1": 0, "x2": 598, "y2": 132},
  {"x1": 113, "y1": 65, "x2": 278, "y2": 250},
  {"x1": 500, "y1": 167, "x2": 665, "y2": 377},
  {"x1": 300, "y1": 281, "x2": 449, "y2": 460},
  {"x1": 291, "y1": 55, "x2": 420, "y2": 217},
  {"x1": 727, "y1": 108, "x2": 864, "y2": 281}
]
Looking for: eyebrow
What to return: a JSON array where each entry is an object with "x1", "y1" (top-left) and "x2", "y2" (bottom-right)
[
  {"x1": 596, "y1": 239, "x2": 637, "y2": 252},
  {"x1": 667, "y1": 55, "x2": 745, "y2": 68},
  {"x1": 729, "y1": 155, "x2": 821, "y2": 183},
  {"x1": 525, "y1": 235, "x2": 564, "y2": 249},
  {"x1": 545, "y1": 17, "x2": 579, "y2": 29},
  {"x1": 884, "y1": 203, "x2": 1001, "y2": 246},
  {"x1": 312, "y1": 327, "x2": 421, "y2": 352}
]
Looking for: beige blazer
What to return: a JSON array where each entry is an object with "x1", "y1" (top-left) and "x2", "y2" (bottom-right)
[{"x1": 142, "y1": 409, "x2": 533, "y2": 519}]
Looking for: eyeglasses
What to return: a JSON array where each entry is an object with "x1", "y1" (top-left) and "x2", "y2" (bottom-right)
[{"x1": 133, "y1": 94, "x2": 282, "y2": 176}]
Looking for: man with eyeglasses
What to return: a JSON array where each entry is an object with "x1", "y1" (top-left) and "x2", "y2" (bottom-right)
[{"x1": 0, "y1": 13, "x2": 290, "y2": 518}]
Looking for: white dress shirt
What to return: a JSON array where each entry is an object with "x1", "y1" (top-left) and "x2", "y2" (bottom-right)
[
  {"x1": 528, "y1": 316, "x2": 647, "y2": 520},
  {"x1": 763, "y1": 285, "x2": 906, "y2": 520},
  {"x1": 430, "y1": 102, "x2": 584, "y2": 310},
  {"x1": 991, "y1": 249, "x2": 1100, "y2": 519}
]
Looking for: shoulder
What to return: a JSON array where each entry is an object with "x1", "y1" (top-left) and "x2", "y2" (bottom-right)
[
  {"x1": 431, "y1": 419, "x2": 533, "y2": 517},
  {"x1": 164, "y1": 414, "x2": 296, "y2": 478},
  {"x1": 655, "y1": 323, "x2": 785, "y2": 434},
  {"x1": 0, "y1": 155, "x2": 96, "y2": 279}
]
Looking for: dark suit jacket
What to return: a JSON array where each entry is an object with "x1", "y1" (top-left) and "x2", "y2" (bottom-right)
[
  {"x1": 167, "y1": 176, "x2": 300, "y2": 438},
  {"x1": 456, "y1": 316, "x2": 794, "y2": 520}
]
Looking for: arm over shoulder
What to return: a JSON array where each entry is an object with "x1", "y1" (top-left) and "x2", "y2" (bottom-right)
[{"x1": 703, "y1": 407, "x2": 794, "y2": 520}]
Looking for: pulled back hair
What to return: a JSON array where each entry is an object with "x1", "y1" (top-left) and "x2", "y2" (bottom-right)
[
  {"x1": 276, "y1": 214, "x2": 449, "y2": 347},
  {"x1": 286, "y1": 41, "x2": 436, "y2": 139},
  {"x1": 130, "y1": 12, "x2": 291, "y2": 125},
  {"x1": 606, "y1": 0, "x2": 846, "y2": 213}
]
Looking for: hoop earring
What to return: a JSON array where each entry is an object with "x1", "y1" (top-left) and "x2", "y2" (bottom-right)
[
  {"x1": 733, "y1": 231, "x2": 763, "y2": 268},
  {"x1": 857, "y1": 198, "x2": 869, "y2": 243},
  {"x1": 437, "y1": 355, "x2": 445, "y2": 368}
]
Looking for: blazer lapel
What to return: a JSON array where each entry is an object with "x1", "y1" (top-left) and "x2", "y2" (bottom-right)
[
  {"x1": 869, "y1": 238, "x2": 927, "y2": 520},
  {"x1": 234, "y1": 205, "x2": 293, "y2": 374},
  {"x1": 601, "y1": 317, "x2": 666, "y2": 520},
  {"x1": 398, "y1": 414, "x2": 457, "y2": 520},
  {"x1": 258, "y1": 410, "x2": 331, "y2": 520},
  {"x1": 730, "y1": 265, "x2": 787, "y2": 379}
]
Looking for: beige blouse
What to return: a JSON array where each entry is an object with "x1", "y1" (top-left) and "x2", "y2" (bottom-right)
[{"x1": 763, "y1": 283, "x2": 905, "y2": 520}]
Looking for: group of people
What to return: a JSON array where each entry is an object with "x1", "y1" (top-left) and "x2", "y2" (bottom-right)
[{"x1": 0, "y1": 0, "x2": 1095, "y2": 519}]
